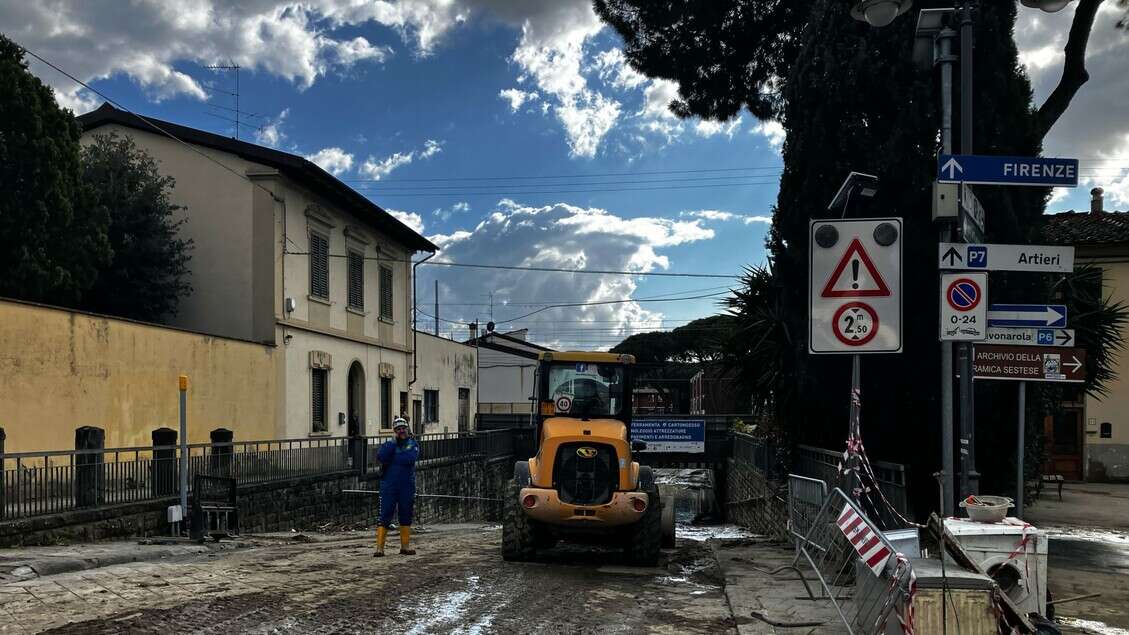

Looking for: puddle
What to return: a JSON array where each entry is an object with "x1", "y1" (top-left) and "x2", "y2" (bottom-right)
[
  {"x1": 1057, "y1": 617, "x2": 1129, "y2": 635},
  {"x1": 403, "y1": 576, "x2": 481, "y2": 635},
  {"x1": 677, "y1": 524, "x2": 759, "y2": 542},
  {"x1": 1044, "y1": 526, "x2": 1129, "y2": 546}
]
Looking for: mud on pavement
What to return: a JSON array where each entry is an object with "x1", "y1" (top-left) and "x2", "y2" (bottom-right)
[{"x1": 34, "y1": 526, "x2": 736, "y2": 634}]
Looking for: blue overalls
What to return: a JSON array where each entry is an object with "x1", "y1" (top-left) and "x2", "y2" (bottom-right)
[{"x1": 378, "y1": 437, "x2": 419, "y2": 527}]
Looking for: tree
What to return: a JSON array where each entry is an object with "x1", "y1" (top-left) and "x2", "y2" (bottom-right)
[
  {"x1": 0, "y1": 34, "x2": 109, "y2": 305},
  {"x1": 595, "y1": 1, "x2": 1124, "y2": 506},
  {"x1": 79, "y1": 133, "x2": 193, "y2": 321}
]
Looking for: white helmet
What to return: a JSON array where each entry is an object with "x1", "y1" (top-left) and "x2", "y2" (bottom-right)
[{"x1": 392, "y1": 416, "x2": 409, "y2": 431}]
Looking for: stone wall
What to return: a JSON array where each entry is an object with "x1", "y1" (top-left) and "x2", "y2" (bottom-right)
[
  {"x1": 725, "y1": 457, "x2": 789, "y2": 541},
  {"x1": 0, "y1": 454, "x2": 515, "y2": 547}
]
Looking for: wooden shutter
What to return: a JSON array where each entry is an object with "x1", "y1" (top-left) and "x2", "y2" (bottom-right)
[
  {"x1": 310, "y1": 233, "x2": 329, "y2": 299},
  {"x1": 347, "y1": 251, "x2": 364, "y2": 309},
  {"x1": 380, "y1": 265, "x2": 394, "y2": 320},
  {"x1": 311, "y1": 369, "x2": 327, "y2": 432}
]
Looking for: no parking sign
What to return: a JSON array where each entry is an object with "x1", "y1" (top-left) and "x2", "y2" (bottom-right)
[{"x1": 940, "y1": 272, "x2": 987, "y2": 341}]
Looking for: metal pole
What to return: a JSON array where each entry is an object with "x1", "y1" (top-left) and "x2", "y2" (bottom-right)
[
  {"x1": 958, "y1": 1, "x2": 979, "y2": 496},
  {"x1": 434, "y1": 279, "x2": 439, "y2": 336},
  {"x1": 938, "y1": 26, "x2": 957, "y2": 518},
  {"x1": 178, "y1": 375, "x2": 188, "y2": 526},
  {"x1": 847, "y1": 354, "x2": 862, "y2": 497},
  {"x1": 1016, "y1": 381, "x2": 1026, "y2": 518}
]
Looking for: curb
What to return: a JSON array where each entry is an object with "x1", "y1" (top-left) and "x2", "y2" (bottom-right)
[{"x1": 1, "y1": 544, "x2": 212, "y2": 582}]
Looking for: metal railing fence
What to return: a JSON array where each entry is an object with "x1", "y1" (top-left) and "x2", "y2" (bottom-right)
[
  {"x1": 732, "y1": 433, "x2": 784, "y2": 481},
  {"x1": 793, "y1": 444, "x2": 909, "y2": 529},
  {"x1": 2, "y1": 429, "x2": 519, "y2": 522}
]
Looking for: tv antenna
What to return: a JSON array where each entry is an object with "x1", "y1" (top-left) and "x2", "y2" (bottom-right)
[{"x1": 203, "y1": 61, "x2": 264, "y2": 140}]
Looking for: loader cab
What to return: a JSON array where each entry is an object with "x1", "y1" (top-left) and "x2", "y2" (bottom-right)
[{"x1": 533, "y1": 352, "x2": 634, "y2": 445}]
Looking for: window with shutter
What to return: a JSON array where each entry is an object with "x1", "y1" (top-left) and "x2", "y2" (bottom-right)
[
  {"x1": 347, "y1": 251, "x2": 364, "y2": 309},
  {"x1": 310, "y1": 232, "x2": 329, "y2": 299},
  {"x1": 311, "y1": 368, "x2": 328, "y2": 432},
  {"x1": 380, "y1": 265, "x2": 394, "y2": 320}
]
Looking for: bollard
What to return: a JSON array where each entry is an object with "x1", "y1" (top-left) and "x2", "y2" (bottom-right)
[
  {"x1": 152, "y1": 428, "x2": 178, "y2": 497},
  {"x1": 74, "y1": 426, "x2": 106, "y2": 508},
  {"x1": 209, "y1": 428, "x2": 234, "y2": 478}
]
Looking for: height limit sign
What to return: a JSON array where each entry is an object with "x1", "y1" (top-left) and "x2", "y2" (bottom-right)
[
  {"x1": 940, "y1": 272, "x2": 987, "y2": 341},
  {"x1": 809, "y1": 218, "x2": 902, "y2": 354}
]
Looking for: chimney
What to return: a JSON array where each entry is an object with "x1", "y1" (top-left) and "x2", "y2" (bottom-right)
[{"x1": 1091, "y1": 187, "x2": 1104, "y2": 214}]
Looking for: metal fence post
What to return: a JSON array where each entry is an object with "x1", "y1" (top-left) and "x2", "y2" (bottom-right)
[
  {"x1": 179, "y1": 375, "x2": 189, "y2": 519},
  {"x1": 74, "y1": 426, "x2": 106, "y2": 508},
  {"x1": 0, "y1": 427, "x2": 6, "y2": 520},
  {"x1": 152, "y1": 428, "x2": 177, "y2": 497}
]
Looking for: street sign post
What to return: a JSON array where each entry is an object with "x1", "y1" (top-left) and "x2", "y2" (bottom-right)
[
  {"x1": 809, "y1": 218, "x2": 902, "y2": 354},
  {"x1": 984, "y1": 327, "x2": 1074, "y2": 347},
  {"x1": 940, "y1": 272, "x2": 987, "y2": 341},
  {"x1": 937, "y1": 154, "x2": 1079, "y2": 187},
  {"x1": 987, "y1": 304, "x2": 1067, "y2": 328},
  {"x1": 938, "y1": 242, "x2": 1075, "y2": 272},
  {"x1": 972, "y1": 345, "x2": 1086, "y2": 383}
]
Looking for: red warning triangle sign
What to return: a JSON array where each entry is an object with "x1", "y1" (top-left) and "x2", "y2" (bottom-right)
[{"x1": 820, "y1": 238, "x2": 891, "y2": 298}]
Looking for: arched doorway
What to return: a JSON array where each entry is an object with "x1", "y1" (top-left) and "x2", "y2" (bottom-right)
[{"x1": 347, "y1": 361, "x2": 366, "y2": 437}]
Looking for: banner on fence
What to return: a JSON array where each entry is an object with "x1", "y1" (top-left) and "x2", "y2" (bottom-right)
[
  {"x1": 632, "y1": 419, "x2": 705, "y2": 453},
  {"x1": 837, "y1": 503, "x2": 893, "y2": 576}
]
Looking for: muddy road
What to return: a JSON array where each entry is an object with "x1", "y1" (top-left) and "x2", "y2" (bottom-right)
[{"x1": 20, "y1": 525, "x2": 739, "y2": 634}]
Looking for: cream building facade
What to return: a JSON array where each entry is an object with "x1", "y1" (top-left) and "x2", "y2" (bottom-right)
[
  {"x1": 1047, "y1": 190, "x2": 1129, "y2": 481},
  {"x1": 78, "y1": 105, "x2": 437, "y2": 440}
]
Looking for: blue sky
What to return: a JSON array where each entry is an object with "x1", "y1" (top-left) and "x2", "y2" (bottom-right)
[{"x1": 6, "y1": 1, "x2": 1128, "y2": 348}]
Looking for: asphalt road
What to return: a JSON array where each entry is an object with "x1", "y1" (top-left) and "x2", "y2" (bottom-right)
[{"x1": 1, "y1": 525, "x2": 737, "y2": 634}]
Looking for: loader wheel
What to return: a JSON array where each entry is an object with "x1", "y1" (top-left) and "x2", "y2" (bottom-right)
[
  {"x1": 660, "y1": 495, "x2": 676, "y2": 549},
  {"x1": 502, "y1": 480, "x2": 536, "y2": 562},
  {"x1": 625, "y1": 488, "x2": 662, "y2": 566}
]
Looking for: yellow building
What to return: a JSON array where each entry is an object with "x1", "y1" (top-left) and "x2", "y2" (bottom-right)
[
  {"x1": 0, "y1": 298, "x2": 278, "y2": 453},
  {"x1": 1046, "y1": 189, "x2": 1129, "y2": 481}
]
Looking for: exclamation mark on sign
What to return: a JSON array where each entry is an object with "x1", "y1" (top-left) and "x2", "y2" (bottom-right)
[{"x1": 851, "y1": 259, "x2": 860, "y2": 290}]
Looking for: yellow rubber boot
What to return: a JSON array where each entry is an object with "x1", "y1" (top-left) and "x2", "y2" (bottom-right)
[
  {"x1": 399, "y1": 526, "x2": 416, "y2": 555},
  {"x1": 374, "y1": 526, "x2": 387, "y2": 557}
]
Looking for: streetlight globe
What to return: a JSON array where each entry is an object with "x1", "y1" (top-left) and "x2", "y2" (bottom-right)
[
  {"x1": 1020, "y1": 0, "x2": 1074, "y2": 12},
  {"x1": 851, "y1": 0, "x2": 913, "y2": 28}
]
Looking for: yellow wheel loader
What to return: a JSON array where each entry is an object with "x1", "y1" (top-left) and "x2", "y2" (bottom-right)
[{"x1": 502, "y1": 352, "x2": 674, "y2": 565}]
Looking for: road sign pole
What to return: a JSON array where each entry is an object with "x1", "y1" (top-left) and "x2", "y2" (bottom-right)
[
  {"x1": 1016, "y1": 381, "x2": 1026, "y2": 518},
  {"x1": 938, "y1": 24, "x2": 957, "y2": 518},
  {"x1": 847, "y1": 354, "x2": 862, "y2": 497},
  {"x1": 957, "y1": 1, "x2": 979, "y2": 502}
]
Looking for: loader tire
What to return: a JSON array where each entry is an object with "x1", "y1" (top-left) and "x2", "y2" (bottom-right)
[
  {"x1": 625, "y1": 488, "x2": 662, "y2": 566},
  {"x1": 502, "y1": 480, "x2": 536, "y2": 562}
]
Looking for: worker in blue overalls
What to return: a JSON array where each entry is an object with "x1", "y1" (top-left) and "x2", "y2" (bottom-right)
[{"x1": 374, "y1": 417, "x2": 420, "y2": 556}]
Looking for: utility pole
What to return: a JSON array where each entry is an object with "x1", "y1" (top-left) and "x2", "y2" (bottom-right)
[
  {"x1": 957, "y1": 1, "x2": 980, "y2": 498},
  {"x1": 178, "y1": 375, "x2": 189, "y2": 531},
  {"x1": 937, "y1": 22, "x2": 957, "y2": 517}
]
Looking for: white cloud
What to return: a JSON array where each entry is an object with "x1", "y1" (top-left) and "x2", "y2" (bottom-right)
[
  {"x1": 1015, "y1": 4, "x2": 1129, "y2": 205},
  {"x1": 752, "y1": 120, "x2": 786, "y2": 151},
  {"x1": 4, "y1": 2, "x2": 395, "y2": 108},
  {"x1": 359, "y1": 138, "x2": 444, "y2": 180},
  {"x1": 682, "y1": 210, "x2": 773, "y2": 224},
  {"x1": 695, "y1": 116, "x2": 744, "y2": 139},
  {"x1": 499, "y1": 88, "x2": 540, "y2": 112},
  {"x1": 452, "y1": 201, "x2": 470, "y2": 212},
  {"x1": 417, "y1": 199, "x2": 715, "y2": 348},
  {"x1": 638, "y1": 79, "x2": 684, "y2": 140},
  {"x1": 305, "y1": 146, "x2": 355, "y2": 176},
  {"x1": 255, "y1": 109, "x2": 290, "y2": 148},
  {"x1": 388, "y1": 209, "x2": 426, "y2": 235},
  {"x1": 432, "y1": 201, "x2": 472, "y2": 221},
  {"x1": 591, "y1": 48, "x2": 646, "y2": 90}
]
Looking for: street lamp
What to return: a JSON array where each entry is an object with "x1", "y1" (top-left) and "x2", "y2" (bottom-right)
[
  {"x1": 851, "y1": 0, "x2": 913, "y2": 27},
  {"x1": 1020, "y1": 0, "x2": 1075, "y2": 12}
]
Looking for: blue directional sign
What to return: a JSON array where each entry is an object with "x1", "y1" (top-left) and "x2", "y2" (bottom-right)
[
  {"x1": 987, "y1": 304, "x2": 1067, "y2": 328},
  {"x1": 938, "y1": 154, "x2": 1078, "y2": 187}
]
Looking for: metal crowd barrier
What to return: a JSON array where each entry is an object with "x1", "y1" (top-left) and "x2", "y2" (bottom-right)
[
  {"x1": 787, "y1": 473, "x2": 828, "y2": 554},
  {"x1": 791, "y1": 487, "x2": 915, "y2": 634}
]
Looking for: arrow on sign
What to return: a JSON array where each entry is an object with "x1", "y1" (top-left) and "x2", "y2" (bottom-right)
[
  {"x1": 942, "y1": 157, "x2": 964, "y2": 179},
  {"x1": 987, "y1": 304, "x2": 1067, "y2": 328},
  {"x1": 942, "y1": 246, "x2": 963, "y2": 266},
  {"x1": 1057, "y1": 330, "x2": 1073, "y2": 346},
  {"x1": 1064, "y1": 356, "x2": 1083, "y2": 373}
]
